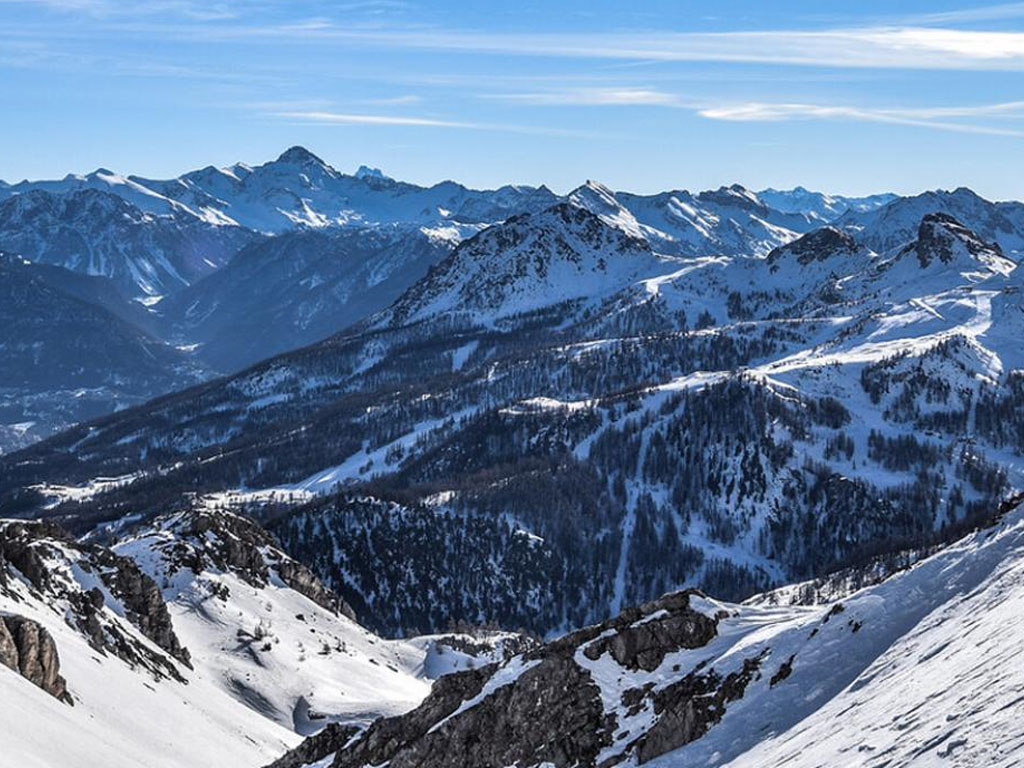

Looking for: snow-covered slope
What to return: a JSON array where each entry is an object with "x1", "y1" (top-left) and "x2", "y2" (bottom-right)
[
  {"x1": 836, "y1": 187, "x2": 1024, "y2": 256},
  {"x1": 0, "y1": 517, "x2": 293, "y2": 768},
  {"x1": 0, "y1": 187, "x2": 255, "y2": 296},
  {"x1": 757, "y1": 186, "x2": 897, "y2": 221},
  {"x1": 275, "y1": 498, "x2": 1024, "y2": 768},
  {"x1": 382, "y1": 189, "x2": 675, "y2": 327},
  {"x1": 161, "y1": 224, "x2": 458, "y2": 371},
  {"x1": 111, "y1": 509, "x2": 431, "y2": 732},
  {"x1": 614, "y1": 183, "x2": 815, "y2": 257},
  {"x1": 0, "y1": 510, "x2": 526, "y2": 768}
]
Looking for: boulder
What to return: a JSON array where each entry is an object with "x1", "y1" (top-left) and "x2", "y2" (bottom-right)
[{"x1": 0, "y1": 615, "x2": 72, "y2": 704}]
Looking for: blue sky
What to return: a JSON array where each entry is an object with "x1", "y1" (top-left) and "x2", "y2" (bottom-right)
[{"x1": 3, "y1": 0, "x2": 1024, "y2": 198}]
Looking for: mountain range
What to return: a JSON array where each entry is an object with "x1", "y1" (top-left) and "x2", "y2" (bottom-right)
[
  {"x1": 4, "y1": 147, "x2": 1024, "y2": 764},
  {"x1": 6, "y1": 148, "x2": 1023, "y2": 453}
]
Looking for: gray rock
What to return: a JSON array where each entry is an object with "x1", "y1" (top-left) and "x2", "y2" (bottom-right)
[
  {"x1": 635, "y1": 654, "x2": 764, "y2": 763},
  {"x1": 311, "y1": 589, "x2": 725, "y2": 768},
  {"x1": 583, "y1": 592, "x2": 719, "y2": 672},
  {"x1": 0, "y1": 519, "x2": 190, "y2": 680},
  {"x1": 95, "y1": 549, "x2": 192, "y2": 667},
  {"x1": 182, "y1": 511, "x2": 356, "y2": 620},
  {"x1": 265, "y1": 723, "x2": 361, "y2": 768},
  {"x1": 0, "y1": 615, "x2": 19, "y2": 672},
  {"x1": 0, "y1": 615, "x2": 72, "y2": 704}
]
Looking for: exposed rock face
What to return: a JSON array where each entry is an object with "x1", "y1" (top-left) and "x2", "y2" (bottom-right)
[
  {"x1": 0, "y1": 520, "x2": 67, "y2": 596},
  {"x1": 313, "y1": 589, "x2": 731, "y2": 768},
  {"x1": 0, "y1": 519, "x2": 190, "y2": 678},
  {"x1": 329, "y1": 664, "x2": 498, "y2": 768},
  {"x1": 895, "y1": 212, "x2": 1014, "y2": 278},
  {"x1": 0, "y1": 613, "x2": 18, "y2": 670},
  {"x1": 93, "y1": 548, "x2": 192, "y2": 668},
  {"x1": 582, "y1": 591, "x2": 720, "y2": 672},
  {"x1": 153, "y1": 510, "x2": 356, "y2": 621},
  {"x1": 912, "y1": 212, "x2": 998, "y2": 267},
  {"x1": 634, "y1": 654, "x2": 764, "y2": 763},
  {"x1": 266, "y1": 723, "x2": 361, "y2": 768},
  {"x1": 766, "y1": 226, "x2": 859, "y2": 269},
  {"x1": 0, "y1": 614, "x2": 72, "y2": 704},
  {"x1": 112, "y1": 570, "x2": 188, "y2": 663}
]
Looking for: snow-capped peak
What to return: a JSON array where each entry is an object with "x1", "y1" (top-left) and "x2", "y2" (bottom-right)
[
  {"x1": 382, "y1": 197, "x2": 664, "y2": 327},
  {"x1": 766, "y1": 225, "x2": 862, "y2": 268},
  {"x1": 898, "y1": 212, "x2": 1016, "y2": 279},
  {"x1": 354, "y1": 165, "x2": 391, "y2": 181},
  {"x1": 700, "y1": 183, "x2": 764, "y2": 210},
  {"x1": 274, "y1": 145, "x2": 329, "y2": 167},
  {"x1": 567, "y1": 180, "x2": 646, "y2": 240}
]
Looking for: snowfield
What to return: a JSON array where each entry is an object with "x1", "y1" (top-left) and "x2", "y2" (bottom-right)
[{"x1": 0, "y1": 512, "x2": 522, "y2": 768}]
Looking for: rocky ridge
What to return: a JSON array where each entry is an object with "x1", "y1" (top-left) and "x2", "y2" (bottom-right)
[{"x1": 0, "y1": 519, "x2": 191, "y2": 679}]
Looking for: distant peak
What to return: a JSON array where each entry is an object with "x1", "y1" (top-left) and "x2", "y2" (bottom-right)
[
  {"x1": 355, "y1": 165, "x2": 391, "y2": 181},
  {"x1": 701, "y1": 183, "x2": 762, "y2": 208},
  {"x1": 275, "y1": 146, "x2": 326, "y2": 166},
  {"x1": 921, "y1": 211, "x2": 963, "y2": 228},
  {"x1": 767, "y1": 225, "x2": 859, "y2": 267},
  {"x1": 90, "y1": 167, "x2": 115, "y2": 177},
  {"x1": 907, "y1": 211, "x2": 1007, "y2": 270},
  {"x1": 568, "y1": 180, "x2": 620, "y2": 209}
]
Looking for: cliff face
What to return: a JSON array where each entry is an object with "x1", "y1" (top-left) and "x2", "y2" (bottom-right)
[
  {"x1": 0, "y1": 519, "x2": 190, "y2": 678},
  {"x1": 0, "y1": 614, "x2": 72, "y2": 704},
  {"x1": 272, "y1": 498, "x2": 1024, "y2": 768},
  {"x1": 270, "y1": 590, "x2": 734, "y2": 768}
]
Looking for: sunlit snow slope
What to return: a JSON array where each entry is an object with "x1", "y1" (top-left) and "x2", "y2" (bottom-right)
[{"x1": 0, "y1": 511, "x2": 516, "y2": 768}]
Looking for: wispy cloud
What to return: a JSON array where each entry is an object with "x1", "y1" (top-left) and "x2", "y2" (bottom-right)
[
  {"x1": 488, "y1": 87, "x2": 687, "y2": 106},
  {"x1": 486, "y1": 86, "x2": 1024, "y2": 138},
  {"x1": 900, "y1": 2, "x2": 1024, "y2": 24},
  {"x1": 274, "y1": 110, "x2": 600, "y2": 137},
  {"x1": 153, "y1": 24, "x2": 1024, "y2": 72},
  {"x1": 698, "y1": 101, "x2": 1024, "y2": 136},
  {"x1": 0, "y1": 0, "x2": 239, "y2": 20},
  {"x1": 276, "y1": 111, "x2": 465, "y2": 127},
  {"x1": 362, "y1": 94, "x2": 422, "y2": 105}
]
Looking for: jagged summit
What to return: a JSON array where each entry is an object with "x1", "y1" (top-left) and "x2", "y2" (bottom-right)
[
  {"x1": 566, "y1": 180, "x2": 646, "y2": 239},
  {"x1": 699, "y1": 183, "x2": 763, "y2": 209},
  {"x1": 382, "y1": 196, "x2": 660, "y2": 327},
  {"x1": 766, "y1": 225, "x2": 861, "y2": 267},
  {"x1": 567, "y1": 179, "x2": 620, "y2": 210},
  {"x1": 897, "y1": 212, "x2": 1016, "y2": 278},
  {"x1": 274, "y1": 145, "x2": 328, "y2": 167},
  {"x1": 354, "y1": 165, "x2": 390, "y2": 181}
]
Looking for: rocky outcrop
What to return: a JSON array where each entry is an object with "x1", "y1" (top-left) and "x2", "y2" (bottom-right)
[
  {"x1": 310, "y1": 589, "x2": 731, "y2": 768},
  {"x1": 275, "y1": 557, "x2": 355, "y2": 621},
  {"x1": 911, "y1": 212, "x2": 998, "y2": 267},
  {"x1": 0, "y1": 613, "x2": 18, "y2": 670},
  {"x1": 0, "y1": 614, "x2": 72, "y2": 704},
  {"x1": 155, "y1": 510, "x2": 356, "y2": 621},
  {"x1": 265, "y1": 723, "x2": 361, "y2": 768},
  {"x1": 582, "y1": 591, "x2": 720, "y2": 671},
  {"x1": 0, "y1": 519, "x2": 190, "y2": 680},
  {"x1": 0, "y1": 520, "x2": 69, "y2": 596},
  {"x1": 766, "y1": 226, "x2": 859, "y2": 269},
  {"x1": 634, "y1": 654, "x2": 764, "y2": 763},
  {"x1": 93, "y1": 549, "x2": 191, "y2": 667}
]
